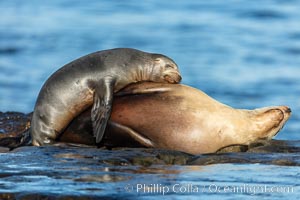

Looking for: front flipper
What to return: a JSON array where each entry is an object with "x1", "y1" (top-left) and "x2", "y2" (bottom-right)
[
  {"x1": 108, "y1": 121, "x2": 154, "y2": 147},
  {"x1": 91, "y1": 76, "x2": 115, "y2": 143}
]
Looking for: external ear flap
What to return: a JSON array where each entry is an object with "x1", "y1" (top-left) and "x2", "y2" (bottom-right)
[{"x1": 91, "y1": 76, "x2": 115, "y2": 143}]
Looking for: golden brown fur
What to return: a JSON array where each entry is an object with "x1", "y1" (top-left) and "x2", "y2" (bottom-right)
[{"x1": 61, "y1": 82, "x2": 291, "y2": 155}]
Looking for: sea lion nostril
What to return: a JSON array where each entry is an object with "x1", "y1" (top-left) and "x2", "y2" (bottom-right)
[{"x1": 178, "y1": 75, "x2": 182, "y2": 82}]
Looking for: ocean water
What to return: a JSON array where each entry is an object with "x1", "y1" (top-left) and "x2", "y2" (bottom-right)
[
  {"x1": 1, "y1": 1, "x2": 300, "y2": 199},
  {"x1": 1, "y1": 0, "x2": 300, "y2": 140},
  {"x1": 0, "y1": 146, "x2": 299, "y2": 200}
]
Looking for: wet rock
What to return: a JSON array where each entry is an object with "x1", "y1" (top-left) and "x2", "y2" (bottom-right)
[
  {"x1": 100, "y1": 148, "x2": 191, "y2": 166},
  {"x1": 247, "y1": 139, "x2": 300, "y2": 153},
  {"x1": 187, "y1": 152, "x2": 300, "y2": 166},
  {"x1": 0, "y1": 146, "x2": 10, "y2": 153},
  {"x1": 0, "y1": 112, "x2": 31, "y2": 148},
  {"x1": 188, "y1": 140, "x2": 300, "y2": 166},
  {"x1": 216, "y1": 139, "x2": 300, "y2": 154},
  {"x1": 0, "y1": 112, "x2": 31, "y2": 135},
  {"x1": 155, "y1": 149, "x2": 191, "y2": 165}
]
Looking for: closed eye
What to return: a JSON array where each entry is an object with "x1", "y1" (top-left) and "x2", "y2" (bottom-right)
[{"x1": 165, "y1": 64, "x2": 174, "y2": 69}]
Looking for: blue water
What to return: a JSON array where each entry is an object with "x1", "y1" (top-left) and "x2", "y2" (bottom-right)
[
  {"x1": 1, "y1": 1, "x2": 300, "y2": 199},
  {"x1": 1, "y1": 0, "x2": 300, "y2": 140},
  {"x1": 0, "y1": 146, "x2": 299, "y2": 200}
]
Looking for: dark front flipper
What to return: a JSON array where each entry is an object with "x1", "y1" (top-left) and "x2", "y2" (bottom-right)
[
  {"x1": 108, "y1": 121, "x2": 154, "y2": 147},
  {"x1": 91, "y1": 76, "x2": 115, "y2": 143}
]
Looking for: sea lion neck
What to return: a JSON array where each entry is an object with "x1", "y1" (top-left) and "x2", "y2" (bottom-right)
[{"x1": 138, "y1": 61, "x2": 156, "y2": 82}]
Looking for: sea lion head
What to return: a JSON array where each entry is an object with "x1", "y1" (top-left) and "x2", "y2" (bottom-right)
[
  {"x1": 150, "y1": 54, "x2": 182, "y2": 83},
  {"x1": 250, "y1": 105, "x2": 291, "y2": 140}
]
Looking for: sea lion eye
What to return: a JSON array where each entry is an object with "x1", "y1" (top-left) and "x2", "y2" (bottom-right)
[{"x1": 165, "y1": 64, "x2": 174, "y2": 69}]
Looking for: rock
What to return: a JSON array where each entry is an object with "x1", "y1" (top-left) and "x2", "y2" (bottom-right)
[
  {"x1": 187, "y1": 152, "x2": 300, "y2": 166},
  {"x1": 247, "y1": 139, "x2": 300, "y2": 153},
  {"x1": 0, "y1": 112, "x2": 31, "y2": 148},
  {"x1": 0, "y1": 146, "x2": 10, "y2": 153}
]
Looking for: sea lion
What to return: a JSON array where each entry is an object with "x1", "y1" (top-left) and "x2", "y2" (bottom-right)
[
  {"x1": 30, "y1": 48, "x2": 181, "y2": 146},
  {"x1": 60, "y1": 82, "x2": 291, "y2": 154},
  {"x1": 0, "y1": 83, "x2": 291, "y2": 154}
]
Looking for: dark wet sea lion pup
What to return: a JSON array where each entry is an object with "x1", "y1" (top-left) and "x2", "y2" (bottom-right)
[{"x1": 30, "y1": 48, "x2": 181, "y2": 146}]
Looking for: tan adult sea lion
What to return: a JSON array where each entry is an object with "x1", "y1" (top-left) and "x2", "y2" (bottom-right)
[
  {"x1": 31, "y1": 48, "x2": 181, "y2": 146},
  {"x1": 60, "y1": 82, "x2": 291, "y2": 155}
]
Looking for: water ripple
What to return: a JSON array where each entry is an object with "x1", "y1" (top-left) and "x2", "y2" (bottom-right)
[
  {"x1": 237, "y1": 9, "x2": 288, "y2": 20},
  {"x1": 0, "y1": 0, "x2": 300, "y2": 140}
]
